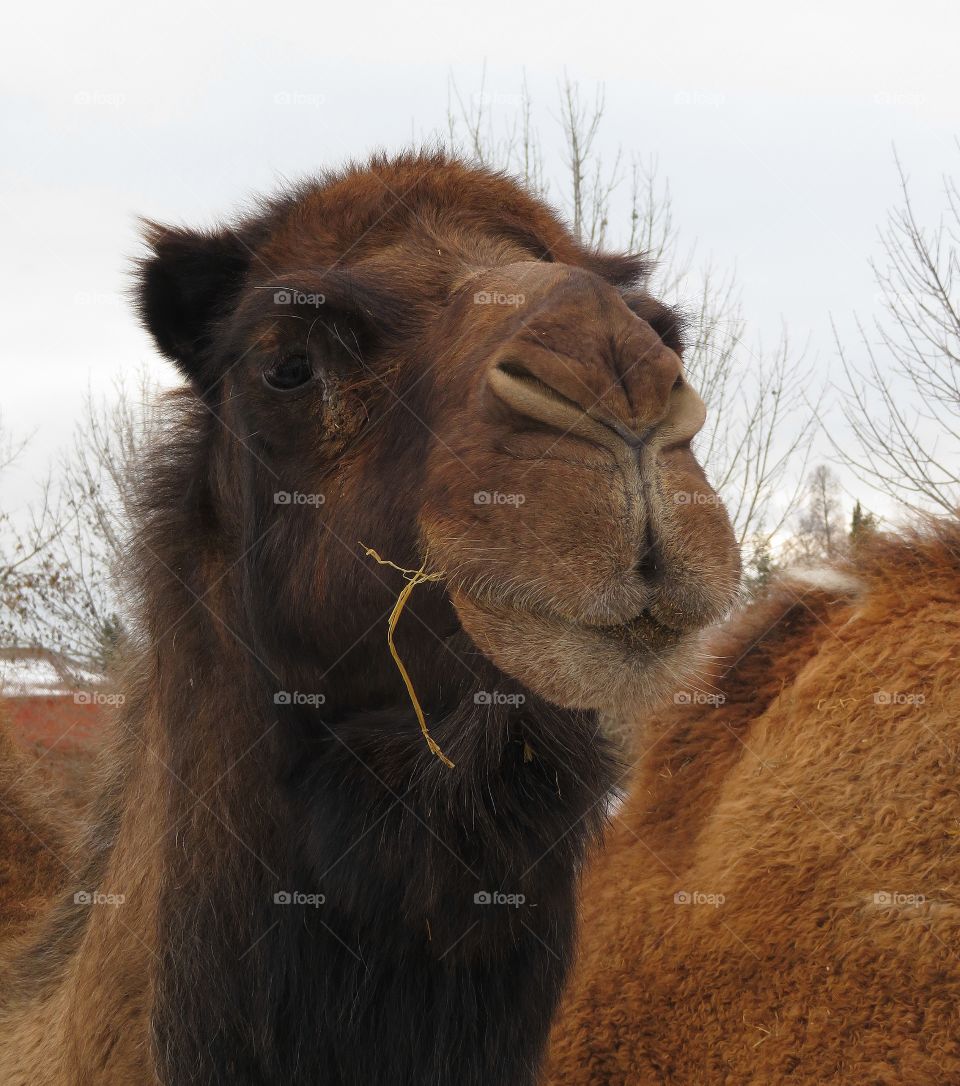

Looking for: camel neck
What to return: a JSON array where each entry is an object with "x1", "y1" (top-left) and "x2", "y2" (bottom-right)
[{"x1": 137, "y1": 616, "x2": 617, "y2": 1085}]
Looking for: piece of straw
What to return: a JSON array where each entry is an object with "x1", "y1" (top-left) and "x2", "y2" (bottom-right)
[{"x1": 361, "y1": 543, "x2": 455, "y2": 769}]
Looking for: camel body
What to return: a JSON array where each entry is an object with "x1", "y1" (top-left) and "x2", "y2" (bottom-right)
[{"x1": 547, "y1": 521, "x2": 960, "y2": 1084}]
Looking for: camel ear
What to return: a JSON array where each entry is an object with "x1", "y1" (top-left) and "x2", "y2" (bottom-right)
[{"x1": 136, "y1": 221, "x2": 250, "y2": 388}]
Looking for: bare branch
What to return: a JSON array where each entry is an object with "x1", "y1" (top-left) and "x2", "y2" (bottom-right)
[{"x1": 832, "y1": 148, "x2": 960, "y2": 514}]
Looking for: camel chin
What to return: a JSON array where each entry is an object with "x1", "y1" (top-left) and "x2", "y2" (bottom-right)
[{"x1": 450, "y1": 587, "x2": 705, "y2": 726}]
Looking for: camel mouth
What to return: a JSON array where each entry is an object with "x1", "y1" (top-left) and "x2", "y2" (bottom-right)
[
  {"x1": 449, "y1": 583, "x2": 703, "y2": 714},
  {"x1": 452, "y1": 578, "x2": 699, "y2": 650},
  {"x1": 454, "y1": 586, "x2": 689, "y2": 656},
  {"x1": 588, "y1": 608, "x2": 686, "y2": 649}
]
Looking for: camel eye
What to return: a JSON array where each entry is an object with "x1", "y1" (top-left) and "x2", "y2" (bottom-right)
[{"x1": 263, "y1": 354, "x2": 314, "y2": 391}]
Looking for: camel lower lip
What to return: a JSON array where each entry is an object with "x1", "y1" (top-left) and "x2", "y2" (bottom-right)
[
  {"x1": 590, "y1": 609, "x2": 684, "y2": 648},
  {"x1": 451, "y1": 588, "x2": 689, "y2": 656},
  {"x1": 457, "y1": 589, "x2": 687, "y2": 643}
]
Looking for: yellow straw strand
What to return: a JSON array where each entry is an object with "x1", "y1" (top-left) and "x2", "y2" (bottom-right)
[{"x1": 360, "y1": 543, "x2": 455, "y2": 769}]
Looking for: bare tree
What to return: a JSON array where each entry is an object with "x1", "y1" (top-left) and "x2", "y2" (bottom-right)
[
  {"x1": 1, "y1": 373, "x2": 158, "y2": 681},
  {"x1": 782, "y1": 464, "x2": 846, "y2": 566},
  {"x1": 445, "y1": 76, "x2": 819, "y2": 577},
  {"x1": 0, "y1": 421, "x2": 69, "y2": 665},
  {"x1": 557, "y1": 79, "x2": 622, "y2": 248},
  {"x1": 833, "y1": 150, "x2": 960, "y2": 514},
  {"x1": 445, "y1": 68, "x2": 546, "y2": 195}
]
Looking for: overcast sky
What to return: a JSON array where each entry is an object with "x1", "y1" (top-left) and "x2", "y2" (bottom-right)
[{"x1": 2, "y1": 0, "x2": 958, "y2": 517}]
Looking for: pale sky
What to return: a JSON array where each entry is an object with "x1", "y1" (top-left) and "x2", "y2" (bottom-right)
[{"x1": 2, "y1": 0, "x2": 959, "y2": 518}]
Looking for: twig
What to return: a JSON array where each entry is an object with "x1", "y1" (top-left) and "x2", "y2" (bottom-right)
[{"x1": 360, "y1": 544, "x2": 455, "y2": 769}]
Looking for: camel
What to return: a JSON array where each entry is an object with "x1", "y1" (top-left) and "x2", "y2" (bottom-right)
[
  {"x1": 0, "y1": 727, "x2": 75, "y2": 946},
  {"x1": 546, "y1": 518, "x2": 960, "y2": 1084},
  {"x1": 0, "y1": 151, "x2": 740, "y2": 1084}
]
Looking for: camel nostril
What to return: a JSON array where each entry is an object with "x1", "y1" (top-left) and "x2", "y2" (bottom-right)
[
  {"x1": 488, "y1": 358, "x2": 604, "y2": 442},
  {"x1": 496, "y1": 360, "x2": 535, "y2": 381},
  {"x1": 494, "y1": 360, "x2": 572, "y2": 409},
  {"x1": 489, "y1": 358, "x2": 647, "y2": 452}
]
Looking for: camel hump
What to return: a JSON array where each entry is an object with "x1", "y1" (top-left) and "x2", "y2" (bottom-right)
[{"x1": 710, "y1": 566, "x2": 863, "y2": 709}]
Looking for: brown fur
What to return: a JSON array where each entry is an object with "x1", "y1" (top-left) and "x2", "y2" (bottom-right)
[
  {"x1": 0, "y1": 152, "x2": 739, "y2": 1084},
  {"x1": 546, "y1": 519, "x2": 960, "y2": 1084},
  {"x1": 0, "y1": 724, "x2": 74, "y2": 944}
]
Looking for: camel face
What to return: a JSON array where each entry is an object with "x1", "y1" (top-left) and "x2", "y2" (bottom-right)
[
  {"x1": 137, "y1": 156, "x2": 739, "y2": 719},
  {"x1": 421, "y1": 261, "x2": 741, "y2": 710}
]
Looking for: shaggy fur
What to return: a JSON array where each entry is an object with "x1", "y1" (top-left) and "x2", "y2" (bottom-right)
[
  {"x1": 0, "y1": 151, "x2": 739, "y2": 1084},
  {"x1": 0, "y1": 725, "x2": 73, "y2": 944},
  {"x1": 546, "y1": 519, "x2": 960, "y2": 1084}
]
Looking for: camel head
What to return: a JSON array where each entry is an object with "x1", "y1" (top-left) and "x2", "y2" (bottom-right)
[{"x1": 136, "y1": 154, "x2": 740, "y2": 730}]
